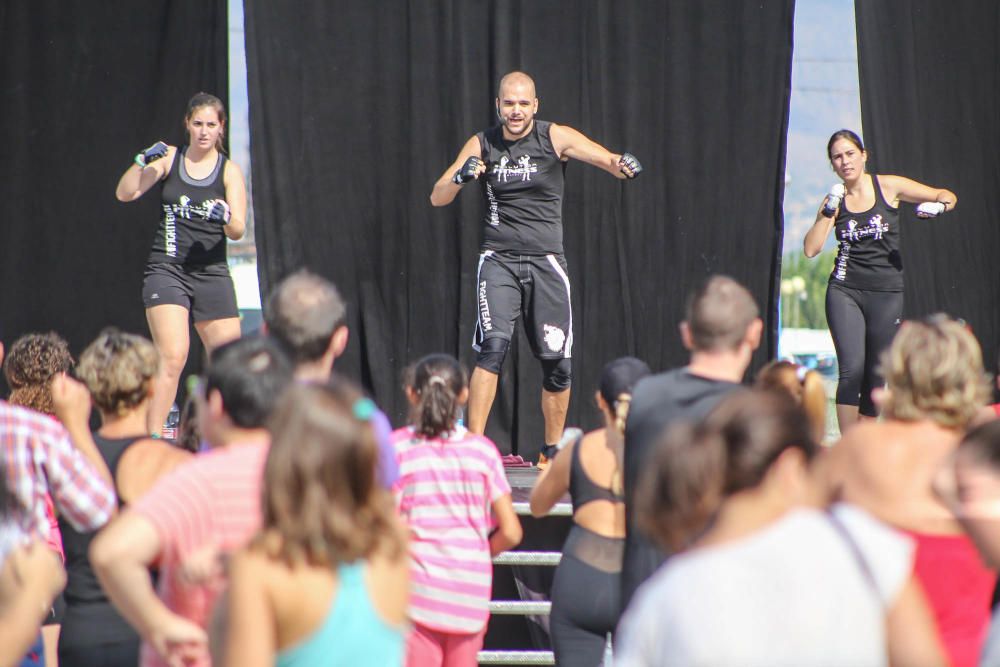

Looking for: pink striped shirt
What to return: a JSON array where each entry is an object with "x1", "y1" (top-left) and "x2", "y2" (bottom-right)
[
  {"x1": 133, "y1": 440, "x2": 269, "y2": 667},
  {"x1": 391, "y1": 426, "x2": 510, "y2": 633}
]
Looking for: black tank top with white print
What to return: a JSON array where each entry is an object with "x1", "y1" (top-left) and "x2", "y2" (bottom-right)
[
  {"x1": 476, "y1": 120, "x2": 567, "y2": 255},
  {"x1": 829, "y1": 174, "x2": 903, "y2": 292},
  {"x1": 148, "y1": 146, "x2": 228, "y2": 266}
]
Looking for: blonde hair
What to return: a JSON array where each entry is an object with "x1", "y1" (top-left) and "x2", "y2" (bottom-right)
[
  {"x1": 256, "y1": 380, "x2": 403, "y2": 566},
  {"x1": 755, "y1": 360, "x2": 827, "y2": 444},
  {"x1": 76, "y1": 329, "x2": 158, "y2": 417},
  {"x1": 879, "y1": 316, "x2": 990, "y2": 428}
]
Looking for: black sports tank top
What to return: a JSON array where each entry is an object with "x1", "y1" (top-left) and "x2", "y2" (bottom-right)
[
  {"x1": 569, "y1": 434, "x2": 624, "y2": 514},
  {"x1": 477, "y1": 120, "x2": 566, "y2": 254},
  {"x1": 829, "y1": 174, "x2": 903, "y2": 292},
  {"x1": 148, "y1": 146, "x2": 228, "y2": 265},
  {"x1": 58, "y1": 434, "x2": 144, "y2": 648}
]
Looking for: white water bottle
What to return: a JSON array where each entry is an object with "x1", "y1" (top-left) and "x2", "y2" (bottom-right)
[{"x1": 822, "y1": 183, "x2": 846, "y2": 217}]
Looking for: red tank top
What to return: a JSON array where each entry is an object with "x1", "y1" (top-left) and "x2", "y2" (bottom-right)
[{"x1": 903, "y1": 530, "x2": 993, "y2": 667}]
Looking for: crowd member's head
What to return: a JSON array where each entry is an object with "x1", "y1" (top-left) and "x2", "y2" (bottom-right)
[
  {"x1": 637, "y1": 390, "x2": 817, "y2": 551},
  {"x1": 682, "y1": 275, "x2": 762, "y2": 356},
  {"x1": 755, "y1": 360, "x2": 827, "y2": 444},
  {"x1": 598, "y1": 357, "x2": 651, "y2": 433},
  {"x1": 186, "y1": 92, "x2": 227, "y2": 153},
  {"x1": 76, "y1": 328, "x2": 158, "y2": 420},
  {"x1": 952, "y1": 421, "x2": 1000, "y2": 567},
  {"x1": 258, "y1": 379, "x2": 402, "y2": 567},
  {"x1": 3, "y1": 332, "x2": 74, "y2": 416},
  {"x1": 404, "y1": 354, "x2": 468, "y2": 440},
  {"x1": 264, "y1": 270, "x2": 348, "y2": 382},
  {"x1": 879, "y1": 315, "x2": 989, "y2": 429},
  {"x1": 200, "y1": 337, "x2": 293, "y2": 445}
]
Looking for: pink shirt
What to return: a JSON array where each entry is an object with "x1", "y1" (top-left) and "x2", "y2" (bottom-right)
[
  {"x1": 391, "y1": 426, "x2": 510, "y2": 633},
  {"x1": 133, "y1": 441, "x2": 269, "y2": 667}
]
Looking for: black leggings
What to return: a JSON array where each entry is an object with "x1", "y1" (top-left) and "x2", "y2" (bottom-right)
[
  {"x1": 825, "y1": 284, "x2": 903, "y2": 416},
  {"x1": 549, "y1": 525, "x2": 622, "y2": 667}
]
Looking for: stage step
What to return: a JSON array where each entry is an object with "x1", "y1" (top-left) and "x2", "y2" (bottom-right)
[
  {"x1": 488, "y1": 600, "x2": 551, "y2": 615},
  {"x1": 493, "y1": 551, "x2": 561, "y2": 566},
  {"x1": 477, "y1": 650, "x2": 555, "y2": 665}
]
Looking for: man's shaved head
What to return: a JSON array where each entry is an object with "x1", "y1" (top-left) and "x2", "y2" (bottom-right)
[{"x1": 498, "y1": 71, "x2": 536, "y2": 99}]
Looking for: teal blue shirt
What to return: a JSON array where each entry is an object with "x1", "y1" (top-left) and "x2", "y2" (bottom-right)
[{"x1": 275, "y1": 562, "x2": 404, "y2": 667}]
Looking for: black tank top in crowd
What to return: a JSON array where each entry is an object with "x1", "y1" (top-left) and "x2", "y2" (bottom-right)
[
  {"x1": 829, "y1": 174, "x2": 903, "y2": 292},
  {"x1": 476, "y1": 120, "x2": 567, "y2": 254},
  {"x1": 148, "y1": 145, "x2": 229, "y2": 265},
  {"x1": 569, "y1": 435, "x2": 624, "y2": 514},
  {"x1": 57, "y1": 433, "x2": 144, "y2": 648}
]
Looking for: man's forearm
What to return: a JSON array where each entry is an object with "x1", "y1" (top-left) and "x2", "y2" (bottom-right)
[{"x1": 94, "y1": 558, "x2": 173, "y2": 641}]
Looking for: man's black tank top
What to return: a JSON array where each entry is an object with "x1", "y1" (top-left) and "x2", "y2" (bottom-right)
[
  {"x1": 476, "y1": 120, "x2": 566, "y2": 254},
  {"x1": 148, "y1": 146, "x2": 228, "y2": 265},
  {"x1": 829, "y1": 174, "x2": 903, "y2": 292},
  {"x1": 58, "y1": 434, "x2": 144, "y2": 649}
]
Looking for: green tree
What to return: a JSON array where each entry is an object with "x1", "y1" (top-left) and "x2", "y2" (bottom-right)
[{"x1": 780, "y1": 250, "x2": 836, "y2": 329}]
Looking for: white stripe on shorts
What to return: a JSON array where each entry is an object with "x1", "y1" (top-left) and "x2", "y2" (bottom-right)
[
  {"x1": 472, "y1": 250, "x2": 494, "y2": 351},
  {"x1": 545, "y1": 254, "x2": 573, "y2": 358}
]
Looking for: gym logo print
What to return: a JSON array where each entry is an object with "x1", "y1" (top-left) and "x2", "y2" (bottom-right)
[
  {"x1": 494, "y1": 155, "x2": 538, "y2": 183},
  {"x1": 839, "y1": 214, "x2": 889, "y2": 242},
  {"x1": 543, "y1": 324, "x2": 566, "y2": 353},
  {"x1": 161, "y1": 195, "x2": 213, "y2": 258}
]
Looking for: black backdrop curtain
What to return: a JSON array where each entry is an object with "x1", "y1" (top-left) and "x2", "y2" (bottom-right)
[
  {"x1": 246, "y1": 0, "x2": 794, "y2": 454},
  {"x1": 856, "y1": 1, "x2": 1000, "y2": 368},
  {"x1": 0, "y1": 2, "x2": 227, "y2": 389}
]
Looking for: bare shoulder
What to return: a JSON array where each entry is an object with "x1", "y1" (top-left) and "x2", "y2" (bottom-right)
[{"x1": 224, "y1": 158, "x2": 245, "y2": 183}]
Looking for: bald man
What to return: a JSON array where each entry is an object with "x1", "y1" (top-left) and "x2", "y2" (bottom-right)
[{"x1": 431, "y1": 71, "x2": 641, "y2": 461}]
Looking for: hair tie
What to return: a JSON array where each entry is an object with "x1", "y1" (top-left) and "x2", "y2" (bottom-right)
[
  {"x1": 427, "y1": 376, "x2": 447, "y2": 387},
  {"x1": 352, "y1": 397, "x2": 376, "y2": 421}
]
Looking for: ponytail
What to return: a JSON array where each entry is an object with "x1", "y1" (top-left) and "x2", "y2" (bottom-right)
[
  {"x1": 409, "y1": 354, "x2": 468, "y2": 439},
  {"x1": 613, "y1": 393, "x2": 633, "y2": 434}
]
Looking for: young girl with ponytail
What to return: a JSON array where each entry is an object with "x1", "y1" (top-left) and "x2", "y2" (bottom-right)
[
  {"x1": 529, "y1": 356, "x2": 651, "y2": 666},
  {"x1": 391, "y1": 354, "x2": 522, "y2": 667}
]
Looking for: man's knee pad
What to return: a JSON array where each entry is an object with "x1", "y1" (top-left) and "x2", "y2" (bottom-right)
[
  {"x1": 541, "y1": 358, "x2": 572, "y2": 392},
  {"x1": 476, "y1": 337, "x2": 510, "y2": 374}
]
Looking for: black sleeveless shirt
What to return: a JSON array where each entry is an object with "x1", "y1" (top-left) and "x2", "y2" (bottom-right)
[
  {"x1": 148, "y1": 146, "x2": 229, "y2": 266},
  {"x1": 476, "y1": 120, "x2": 566, "y2": 254},
  {"x1": 829, "y1": 174, "x2": 903, "y2": 292},
  {"x1": 58, "y1": 433, "x2": 144, "y2": 649},
  {"x1": 569, "y1": 434, "x2": 624, "y2": 514}
]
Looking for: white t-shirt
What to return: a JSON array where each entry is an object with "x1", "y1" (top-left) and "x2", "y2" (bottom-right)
[{"x1": 615, "y1": 504, "x2": 913, "y2": 667}]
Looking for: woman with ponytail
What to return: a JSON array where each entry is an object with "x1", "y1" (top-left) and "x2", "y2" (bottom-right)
[
  {"x1": 529, "y1": 356, "x2": 650, "y2": 666},
  {"x1": 615, "y1": 389, "x2": 945, "y2": 667},
  {"x1": 392, "y1": 354, "x2": 522, "y2": 667}
]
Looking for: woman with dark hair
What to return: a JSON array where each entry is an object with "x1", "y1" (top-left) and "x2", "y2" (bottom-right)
[
  {"x1": 220, "y1": 380, "x2": 409, "y2": 667},
  {"x1": 56, "y1": 329, "x2": 191, "y2": 666},
  {"x1": 392, "y1": 354, "x2": 522, "y2": 667},
  {"x1": 116, "y1": 92, "x2": 247, "y2": 435},
  {"x1": 615, "y1": 390, "x2": 945, "y2": 666},
  {"x1": 529, "y1": 356, "x2": 650, "y2": 665},
  {"x1": 804, "y1": 129, "x2": 957, "y2": 432}
]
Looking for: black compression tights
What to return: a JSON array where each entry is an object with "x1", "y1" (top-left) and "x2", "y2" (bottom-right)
[{"x1": 825, "y1": 284, "x2": 903, "y2": 416}]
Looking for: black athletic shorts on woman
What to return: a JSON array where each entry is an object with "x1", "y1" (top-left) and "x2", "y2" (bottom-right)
[
  {"x1": 473, "y1": 250, "x2": 573, "y2": 359},
  {"x1": 141, "y1": 262, "x2": 238, "y2": 322}
]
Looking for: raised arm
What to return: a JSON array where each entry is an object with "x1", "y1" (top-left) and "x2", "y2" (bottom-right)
[
  {"x1": 116, "y1": 143, "x2": 175, "y2": 202},
  {"x1": 803, "y1": 184, "x2": 846, "y2": 257},
  {"x1": 430, "y1": 135, "x2": 485, "y2": 207},
  {"x1": 549, "y1": 123, "x2": 639, "y2": 179},
  {"x1": 529, "y1": 439, "x2": 573, "y2": 517},
  {"x1": 880, "y1": 174, "x2": 956, "y2": 216}
]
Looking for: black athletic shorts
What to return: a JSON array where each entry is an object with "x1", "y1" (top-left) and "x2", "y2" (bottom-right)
[
  {"x1": 473, "y1": 250, "x2": 573, "y2": 359},
  {"x1": 142, "y1": 262, "x2": 239, "y2": 322}
]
